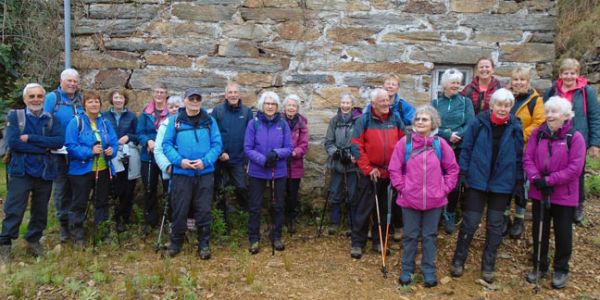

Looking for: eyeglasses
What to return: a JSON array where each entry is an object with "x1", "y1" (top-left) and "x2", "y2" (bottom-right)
[
  {"x1": 187, "y1": 96, "x2": 202, "y2": 102},
  {"x1": 414, "y1": 117, "x2": 431, "y2": 122}
]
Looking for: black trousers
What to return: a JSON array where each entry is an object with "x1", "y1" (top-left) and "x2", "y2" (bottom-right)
[
  {"x1": 351, "y1": 175, "x2": 390, "y2": 248},
  {"x1": 531, "y1": 200, "x2": 574, "y2": 273}
]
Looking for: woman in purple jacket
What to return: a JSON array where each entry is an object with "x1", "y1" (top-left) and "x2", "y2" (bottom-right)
[
  {"x1": 523, "y1": 96, "x2": 586, "y2": 289},
  {"x1": 244, "y1": 91, "x2": 293, "y2": 254},
  {"x1": 389, "y1": 105, "x2": 459, "y2": 287},
  {"x1": 282, "y1": 94, "x2": 309, "y2": 234}
]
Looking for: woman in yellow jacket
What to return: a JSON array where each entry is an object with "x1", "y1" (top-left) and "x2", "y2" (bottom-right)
[{"x1": 503, "y1": 66, "x2": 546, "y2": 239}]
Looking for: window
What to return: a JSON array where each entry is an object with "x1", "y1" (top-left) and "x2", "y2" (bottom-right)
[{"x1": 430, "y1": 65, "x2": 473, "y2": 100}]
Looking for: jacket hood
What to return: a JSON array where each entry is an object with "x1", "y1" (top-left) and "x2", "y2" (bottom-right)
[
  {"x1": 476, "y1": 110, "x2": 517, "y2": 128},
  {"x1": 176, "y1": 108, "x2": 211, "y2": 126},
  {"x1": 257, "y1": 110, "x2": 282, "y2": 124},
  {"x1": 336, "y1": 107, "x2": 362, "y2": 121},
  {"x1": 143, "y1": 100, "x2": 170, "y2": 117},
  {"x1": 409, "y1": 130, "x2": 438, "y2": 149},
  {"x1": 468, "y1": 76, "x2": 501, "y2": 92},
  {"x1": 556, "y1": 75, "x2": 588, "y2": 92},
  {"x1": 538, "y1": 120, "x2": 574, "y2": 140}
]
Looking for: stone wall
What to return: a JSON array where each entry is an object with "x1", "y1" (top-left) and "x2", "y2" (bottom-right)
[{"x1": 71, "y1": 0, "x2": 557, "y2": 197}]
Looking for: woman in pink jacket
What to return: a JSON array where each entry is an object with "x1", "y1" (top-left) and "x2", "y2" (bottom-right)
[
  {"x1": 389, "y1": 105, "x2": 459, "y2": 287},
  {"x1": 283, "y1": 94, "x2": 309, "y2": 234},
  {"x1": 523, "y1": 96, "x2": 586, "y2": 289}
]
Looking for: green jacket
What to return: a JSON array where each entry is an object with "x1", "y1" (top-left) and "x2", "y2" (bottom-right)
[{"x1": 432, "y1": 94, "x2": 475, "y2": 146}]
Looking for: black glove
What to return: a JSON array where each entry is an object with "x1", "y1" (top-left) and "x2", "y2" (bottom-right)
[
  {"x1": 340, "y1": 148, "x2": 353, "y2": 165},
  {"x1": 513, "y1": 181, "x2": 526, "y2": 208},
  {"x1": 533, "y1": 178, "x2": 548, "y2": 191},
  {"x1": 264, "y1": 150, "x2": 278, "y2": 168},
  {"x1": 458, "y1": 173, "x2": 468, "y2": 189},
  {"x1": 332, "y1": 149, "x2": 341, "y2": 161}
]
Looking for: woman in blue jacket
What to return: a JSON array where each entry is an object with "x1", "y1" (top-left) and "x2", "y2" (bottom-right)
[
  {"x1": 450, "y1": 88, "x2": 523, "y2": 283},
  {"x1": 65, "y1": 91, "x2": 118, "y2": 249},
  {"x1": 244, "y1": 91, "x2": 293, "y2": 254},
  {"x1": 103, "y1": 90, "x2": 138, "y2": 232}
]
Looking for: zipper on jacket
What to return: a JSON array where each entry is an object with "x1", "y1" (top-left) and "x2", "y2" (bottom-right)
[{"x1": 423, "y1": 143, "x2": 427, "y2": 210}]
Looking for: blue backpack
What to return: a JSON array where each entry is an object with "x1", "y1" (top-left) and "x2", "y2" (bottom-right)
[{"x1": 403, "y1": 131, "x2": 442, "y2": 167}]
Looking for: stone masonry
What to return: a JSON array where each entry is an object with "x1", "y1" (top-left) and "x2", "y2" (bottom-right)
[{"x1": 72, "y1": 0, "x2": 557, "y2": 198}]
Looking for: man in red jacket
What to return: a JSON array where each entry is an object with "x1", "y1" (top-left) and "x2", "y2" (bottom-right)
[{"x1": 349, "y1": 88, "x2": 406, "y2": 259}]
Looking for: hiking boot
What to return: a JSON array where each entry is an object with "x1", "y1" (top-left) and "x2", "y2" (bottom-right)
[
  {"x1": 344, "y1": 229, "x2": 352, "y2": 237},
  {"x1": 450, "y1": 263, "x2": 464, "y2": 277},
  {"x1": 444, "y1": 213, "x2": 456, "y2": 234},
  {"x1": 509, "y1": 217, "x2": 524, "y2": 240},
  {"x1": 526, "y1": 269, "x2": 548, "y2": 284},
  {"x1": 481, "y1": 271, "x2": 495, "y2": 284},
  {"x1": 0, "y1": 245, "x2": 11, "y2": 262},
  {"x1": 551, "y1": 272, "x2": 569, "y2": 289},
  {"x1": 249, "y1": 242, "x2": 260, "y2": 255},
  {"x1": 328, "y1": 224, "x2": 339, "y2": 235},
  {"x1": 73, "y1": 239, "x2": 85, "y2": 251},
  {"x1": 574, "y1": 205, "x2": 584, "y2": 224},
  {"x1": 398, "y1": 271, "x2": 412, "y2": 285},
  {"x1": 350, "y1": 247, "x2": 362, "y2": 259},
  {"x1": 372, "y1": 243, "x2": 391, "y2": 256},
  {"x1": 59, "y1": 222, "x2": 70, "y2": 243},
  {"x1": 273, "y1": 240, "x2": 285, "y2": 251},
  {"x1": 501, "y1": 215, "x2": 511, "y2": 237},
  {"x1": 393, "y1": 227, "x2": 402, "y2": 242},
  {"x1": 198, "y1": 247, "x2": 211, "y2": 260},
  {"x1": 167, "y1": 243, "x2": 181, "y2": 258},
  {"x1": 26, "y1": 241, "x2": 45, "y2": 257},
  {"x1": 423, "y1": 273, "x2": 438, "y2": 288}
]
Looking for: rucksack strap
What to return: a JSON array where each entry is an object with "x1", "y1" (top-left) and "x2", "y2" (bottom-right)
[
  {"x1": 526, "y1": 95, "x2": 539, "y2": 116},
  {"x1": 15, "y1": 109, "x2": 26, "y2": 133}
]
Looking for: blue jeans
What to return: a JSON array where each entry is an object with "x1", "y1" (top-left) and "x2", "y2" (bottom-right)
[
  {"x1": 401, "y1": 207, "x2": 442, "y2": 275},
  {"x1": 0, "y1": 175, "x2": 52, "y2": 245},
  {"x1": 248, "y1": 176, "x2": 285, "y2": 243},
  {"x1": 52, "y1": 154, "x2": 71, "y2": 222}
]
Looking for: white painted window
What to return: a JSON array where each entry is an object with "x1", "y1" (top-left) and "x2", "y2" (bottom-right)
[{"x1": 431, "y1": 66, "x2": 473, "y2": 100}]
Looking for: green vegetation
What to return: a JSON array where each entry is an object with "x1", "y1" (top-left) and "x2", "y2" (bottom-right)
[{"x1": 556, "y1": 0, "x2": 600, "y2": 72}]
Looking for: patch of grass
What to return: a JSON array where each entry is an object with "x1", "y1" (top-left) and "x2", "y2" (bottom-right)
[
  {"x1": 592, "y1": 236, "x2": 600, "y2": 249},
  {"x1": 556, "y1": 1, "x2": 600, "y2": 67},
  {"x1": 0, "y1": 161, "x2": 6, "y2": 199}
]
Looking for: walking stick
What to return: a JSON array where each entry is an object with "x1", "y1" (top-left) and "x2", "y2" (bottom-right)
[
  {"x1": 533, "y1": 192, "x2": 550, "y2": 294},
  {"x1": 383, "y1": 182, "x2": 393, "y2": 266},
  {"x1": 143, "y1": 155, "x2": 153, "y2": 237},
  {"x1": 373, "y1": 180, "x2": 388, "y2": 278},
  {"x1": 92, "y1": 150, "x2": 101, "y2": 254},
  {"x1": 270, "y1": 168, "x2": 276, "y2": 256},
  {"x1": 155, "y1": 168, "x2": 172, "y2": 253},
  {"x1": 317, "y1": 168, "x2": 332, "y2": 237}
]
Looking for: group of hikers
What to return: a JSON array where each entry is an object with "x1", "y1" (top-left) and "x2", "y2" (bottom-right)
[{"x1": 0, "y1": 56, "x2": 598, "y2": 290}]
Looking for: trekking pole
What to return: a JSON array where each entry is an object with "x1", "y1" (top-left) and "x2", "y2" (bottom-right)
[
  {"x1": 155, "y1": 168, "x2": 172, "y2": 253},
  {"x1": 533, "y1": 192, "x2": 550, "y2": 294},
  {"x1": 92, "y1": 147, "x2": 101, "y2": 254},
  {"x1": 317, "y1": 168, "x2": 332, "y2": 238},
  {"x1": 383, "y1": 182, "x2": 393, "y2": 265},
  {"x1": 270, "y1": 168, "x2": 276, "y2": 256},
  {"x1": 373, "y1": 180, "x2": 388, "y2": 278},
  {"x1": 344, "y1": 170, "x2": 353, "y2": 237},
  {"x1": 143, "y1": 155, "x2": 153, "y2": 237}
]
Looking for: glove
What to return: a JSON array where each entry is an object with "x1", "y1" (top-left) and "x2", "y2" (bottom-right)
[
  {"x1": 340, "y1": 148, "x2": 353, "y2": 165},
  {"x1": 332, "y1": 149, "x2": 341, "y2": 161},
  {"x1": 458, "y1": 173, "x2": 468, "y2": 189},
  {"x1": 264, "y1": 150, "x2": 278, "y2": 168},
  {"x1": 513, "y1": 180, "x2": 526, "y2": 208},
  {"x1": 533, "y1": 178, "x2": 548, "y2": 191}
]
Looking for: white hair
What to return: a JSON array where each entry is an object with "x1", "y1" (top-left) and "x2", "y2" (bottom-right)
[
  {"x1": 414, "y1": 104, "x2": 442, "y2": 129},
  {"x1": 225, "y1": 81, "x2": 240, "y2": 94},
  {"x1": 282, "y1": 94, "x2": 301, "y2": 111},
  {"x1": 340, "y1": 93, "x2": 356, "y2": 105},
  {"x1": 167, "y1": 96, "x2": 184, "y2": 107},
  {"x1": 545, "y1": 96, "x2": 575, "y2": 120},
  {"x1": 489, "y1": 88, "x2": 515, "y2": 107},
  {"x1": 370, "y1": 88, "x2": 388, "y2": 103},
  {"x1": 256, "y1": 91, "x2": 281, "y2": 112},
  {"x1": 60, "y1": 68, "x2": 80, "y2": 81},
  {"x1": 441, "y1": 68, "x2": 464, "y2": 88},
  {"x1": 23, "y1": 83, "x2": 46, "y2": 98}
]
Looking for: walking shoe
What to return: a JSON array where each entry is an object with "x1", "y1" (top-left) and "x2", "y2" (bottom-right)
[
  {"x1": 526, "y1": 269, "x2": 548, "y2": 283},
  {"x1": 551, "y1": 272, "x2": 569, "y2": 289},
  {"x1": 344, "y1": 229, "x2": 352, "y2": 237},
  {"x1": 327, "y1": 224, "x2": 339, "y2": 235},
  {"x1": 423, "y1": 273, "x2": 438, "y2": 288},
  {"x1": 398, "y1": 271, "x2": 412, "y2": 285},
  {"x1": 350, "y1": 247, "x2": 362, "y2": 259},
  {"x1": 273, "y1": 240, "x2": 285, "y2": 251},
  {"x1": 393, "y1": 227, "x2": 402, "y2": 241},
  {"x1": 59, "y1": 223, "x2": 70, "y2": 243},
  {"x1": 0, "y1": 245, "x2": 11, "y2": 262},
  {"x1": 249, "y1": 242, "x2": 260, "y2": 255},
  {"x1": 501, "y1": 215, "x2": 511, "y2": 237},
  {"x1": 509, "y1": 217, "x2": 524, "y2": 239},
  {"x1": 26, "y1": 241, "x2": 45, "y2": 257},
  {"x1": 481, "y1": 271, "x2": 495, "y2": 283},
  {"x1": 167, "y1": 243, "x2": 181, "y2": 257},
  {"x1": 73, "y1": 239, "x2": 85, "y2": 251},
  {"x1": 444, "y1": 213, "x2": 456, "y2": 234},
  {"x1": 450, "y1": 263, "x2": 464, "y2": 277},
  {"x1": 372, "y1": 243, "x2": 391, "y2": 256},
  {"x1": 198, "y1": 247, "x2": 211, "y2": 260},
  {"x1": 574, "y1": 205, "x2": 584, "y2": 224}
]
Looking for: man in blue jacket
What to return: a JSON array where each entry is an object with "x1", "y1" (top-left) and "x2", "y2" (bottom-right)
[
  {"x1": 162, "y1": 88, "x2": 223, "y2": 259},
  {"x1": 0, "y1": 83, "x2": 64, "y2": 261},
  {"x1": 211, "y1": 82, "x2": 253, "y2": 218},
  {"x1": 42, "y1": 68, "x2": 83, "y2": 243}
]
